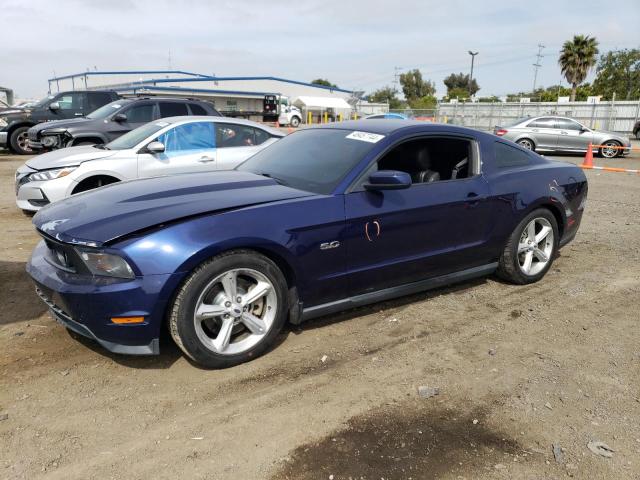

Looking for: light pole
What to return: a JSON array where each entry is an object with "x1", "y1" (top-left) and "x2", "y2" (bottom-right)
[{"x1": 468, "y1": 51, "x2": 479, "y2": 97}]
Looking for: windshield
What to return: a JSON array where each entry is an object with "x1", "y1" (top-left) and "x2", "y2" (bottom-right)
[
  {"x1": 33, "y1": 95, "x2": 55, "y2": 108},
  {"x1": 86, "y1": 100, "x2": 127, "y2": 119},
  {"x1": 237, "y1": 129, "x2": 379, "y2": 194},
  {"x1": 106, "y1": 121, "x2": 169, "y2": 150}
]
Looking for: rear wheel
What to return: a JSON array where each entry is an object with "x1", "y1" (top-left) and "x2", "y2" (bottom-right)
[
  {"x1": 497, "y1": 209, "x2": 558, "y2": 285},
  {"x1": 517, "y1": 138, "x2": 535, "y2": 151},
  {"x1": 169, "y1": 250, "x2": 288, "y2": 368},
  {"x1": 9, "y1": 127, "x2": 33, "y2": 155},
  {"x1": 600, "y1": 140, "x2": 621, "y2": 158}
]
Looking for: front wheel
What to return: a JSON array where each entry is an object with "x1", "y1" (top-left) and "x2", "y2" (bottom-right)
[
  {"x1": 169, "y1": 250, "x2": 288, "y2": 368},
  {"x1": 9, "y1": 127, "x2": 33, "y2": 155},
  {"x1": 497, "y1": 209, "x2": 558, "y2": 285},
  {"x1": 290, "y1": 116, "x2": 301, "y2": 128}
]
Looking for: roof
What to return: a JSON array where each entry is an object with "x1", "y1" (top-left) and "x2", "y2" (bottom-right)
[
  {"x1": 293, "y1": 96, "x2": 352, "y2": 109},
  {"x1": 318, "y1": 119, "x2": 491, "y2": 137},
  {"x1": 48, "y1": 71, "x2": 354, "y2": 94}
]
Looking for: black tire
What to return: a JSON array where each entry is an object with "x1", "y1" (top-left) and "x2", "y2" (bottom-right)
[
  {"x1": 635, "y1": 131, "x2": 640, "y2": 141},
  {"x1": 516, "y1": 138, "x2": 535, "y2": 151},
  {"x1": 290, "y1": 116, "x2": 301, "y2": 128},
  {"x1": 497, "y1": 208, "x2": 559, "y2": 285},
  {"x1": 169, "y1": 250, "x2": 288, "y2": 368},
  {"x1": 9, "y1": 126, "x2": 33, "y2": 155}
]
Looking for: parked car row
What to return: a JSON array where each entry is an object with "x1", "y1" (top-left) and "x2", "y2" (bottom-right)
[
  {"x1": 0, "y1": 90, "x2": 221, "y2": 155},
  {"x1": 19, "y1": 114, "x2": 588, "y2": 368}
]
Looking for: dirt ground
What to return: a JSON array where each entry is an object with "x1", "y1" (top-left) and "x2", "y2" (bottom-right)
[{"x1": 1, "y1": 145, "x2": 639, "y2": 480}]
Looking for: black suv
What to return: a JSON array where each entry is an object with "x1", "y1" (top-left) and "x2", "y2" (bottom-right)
[
  {"x1": 0, "y1": 91, "x2": 119, "y2": 154},
  {"x1": 27, "y1": 97, "x2": 221, "y2": 152}
]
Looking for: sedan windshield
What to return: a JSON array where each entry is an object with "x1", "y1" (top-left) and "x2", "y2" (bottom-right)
[
  {"x1": 86, "y1": 100, "x2": 128, "y2": 119},
  {"x1": 33, "y1": 95, "x2": 55, "y2": 108},
  {"x1": 237, "y1": 129, "x2": 379, "y2": 194},
  {"x1": 105, "y1": 121, "x2": 170, "y2": 150}
]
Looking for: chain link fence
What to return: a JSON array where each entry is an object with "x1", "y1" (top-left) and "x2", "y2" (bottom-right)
[{"x1": 387, "y1": 100, "x2": 640, "y2": 134}]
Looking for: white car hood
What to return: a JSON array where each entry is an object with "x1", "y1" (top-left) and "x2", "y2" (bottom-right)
[{"x1": 26, "y1": 146, "x2": 118, "y2": 170}]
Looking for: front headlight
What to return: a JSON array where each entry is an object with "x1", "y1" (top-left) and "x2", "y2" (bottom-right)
[
  {"x1": 76, "y1": 249, "x2": 135, "y2": 279},
  {"x1": 0, "y1": 118, "x2": 7, "y2": 128},
  {"x1": 29, "y1": 167, "x2": 77, "y2": 182}
]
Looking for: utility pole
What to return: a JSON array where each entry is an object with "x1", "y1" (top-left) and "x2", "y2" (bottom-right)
[
  {"x1": 393, "y1": 66, "x2": 403, "y2": 94},
  {"x1": 468, "y1": 51, "x2": 479, "y2": 97},
  {"x1": 532, "y1": 43, "x2": 545, "y2": 95}
]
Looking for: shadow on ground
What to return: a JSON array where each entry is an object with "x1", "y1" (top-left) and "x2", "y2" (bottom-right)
[
  {"x1": 273, "y1": 400, "x2": 527, "y2": 479},
  {"x1": 0, "y1": 260, "x2": 47, "y2": 325}
]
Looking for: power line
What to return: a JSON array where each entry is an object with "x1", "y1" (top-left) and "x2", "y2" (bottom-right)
[{"x1": 532, "y1": 43, "x2": 545, "y2": 92}]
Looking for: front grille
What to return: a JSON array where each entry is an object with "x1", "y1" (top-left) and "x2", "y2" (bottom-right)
[{"x1": 43, "y1": 238, "x2": 77, "y2": 272}]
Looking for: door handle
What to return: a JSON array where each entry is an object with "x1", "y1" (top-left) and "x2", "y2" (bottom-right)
[
  {"x1": 198, "y1": 156, "x2": 215, "y2": 163},
  {"x1": 74, "y1": 113, "x2": 83, "y2": 116},
  {"x1": 560, "y1": 131, "x2": 568, "y2": 135},
  {"x1": 465, "y1": 192, "x2": 484, "y2": 207}
]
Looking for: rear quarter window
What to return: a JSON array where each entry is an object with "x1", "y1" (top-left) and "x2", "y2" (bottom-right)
[{"x1": 495, "y1": 142, "x2": 531, "y2": 168}]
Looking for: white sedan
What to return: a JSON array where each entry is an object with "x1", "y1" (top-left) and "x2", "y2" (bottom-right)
[{"x1": 15, "y1": 116, "x2": 283, "y2": 212}]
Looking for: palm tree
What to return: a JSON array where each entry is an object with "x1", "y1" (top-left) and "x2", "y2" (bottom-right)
[{"x1": 558, "y1": 35, "x2": 599, "y2": 101}]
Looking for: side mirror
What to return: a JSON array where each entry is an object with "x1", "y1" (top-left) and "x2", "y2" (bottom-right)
[
  {"x1": 49, "y1": 102, "x2": 60, "y2": 111},
  {"x1": 146, "y1": 141, "x2": 165, "y2": 153},
  {"x1": 364, "y1": 170, "x2": 412, "y2": 191},
  {"x1": 113, "y1": 113, "x2": 127, "y2": 122},
  {"x1": 580, "y1": 126, "x2": 589, "y2": 133}
]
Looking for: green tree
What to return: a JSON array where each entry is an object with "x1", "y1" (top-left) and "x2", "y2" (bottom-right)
[
  {"x1": 592, "y1": 49, "x2": 640, "y2": 100},
  {"x1": 558, "y1": 34, "x2": 599, "y2": 102},
  {"x1": 399, "y1": 69, "x2": 436, "y2": 104},
  {"x1": 446, "y1": 87, "x2": 471, "y2": 100},
  {"x1": 409, "y1": 95, "x2": 437, "y2": 110},
  {"x1": 367, "y1": 86, "x2": 403, "y2": 109},
  {"x1": 444, "y1": 73, "x2": 479, "y2": 96},
  {"x1": 311, "y1": 78, "x2": 338, "y2": 88}
]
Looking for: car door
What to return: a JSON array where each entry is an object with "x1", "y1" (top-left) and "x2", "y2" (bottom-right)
[
  {"x1": 214, "y1": 123, "x2": 267, "y2": 170},
  {"x1": 344, "y1": 137, "x2": 493, "y2": 296},
  {"x1": 106, "y1": 102, "x2": 157, "y2": 141},
  {"x1": 524, "y1": 117, "x2": 558, "y2": 150},
  {"x1": 555, "y1": 118, "x2": 593, "y2": 151},
  {"x1": 137, "y1": 121, "x2": 217, "y2": 178}
]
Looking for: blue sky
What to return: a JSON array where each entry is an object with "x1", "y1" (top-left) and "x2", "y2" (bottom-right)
[{"x1": 0, "y1": 0, "x2": 638, "y2": 99}]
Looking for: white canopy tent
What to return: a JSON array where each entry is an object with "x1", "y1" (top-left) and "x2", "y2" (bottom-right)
[{"x1": 293, "y1": 96, "x2": 353, "y2": 123}]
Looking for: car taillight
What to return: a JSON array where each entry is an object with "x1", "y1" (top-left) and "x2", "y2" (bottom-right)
[{"x1": 495, "y1": 129, "x2": 508, "y2": 136}]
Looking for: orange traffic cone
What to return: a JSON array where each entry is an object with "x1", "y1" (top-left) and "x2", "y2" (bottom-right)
[{"x1": 582, "y1": 143, "x2": 594, "y2": 168}]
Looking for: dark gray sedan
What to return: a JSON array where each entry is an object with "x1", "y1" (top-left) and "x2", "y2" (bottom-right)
[{"x1": 494, "y1": 116, "x2": 631, "y2": 158}]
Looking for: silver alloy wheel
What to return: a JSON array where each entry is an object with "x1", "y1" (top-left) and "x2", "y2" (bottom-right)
[
  {"x1": 518, "y1": 139, "x2": 533, "y2": 150},
  {"x1": 601, "y1": 141, "x2": 619, "y2": 158},
  {"x1": 518, "y1": 217, "x2": 554, "y2": 276},
  {"x1": 193, "y1": 268, "x2": 277, "y2": 355},
  {"x1": 17, "y1": 131, "x2": 32, "y2": 153}
]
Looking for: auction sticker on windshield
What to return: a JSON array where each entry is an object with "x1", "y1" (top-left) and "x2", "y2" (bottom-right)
[{"x1": 346, "y1": 131, "x2": 385, "y2": 143}]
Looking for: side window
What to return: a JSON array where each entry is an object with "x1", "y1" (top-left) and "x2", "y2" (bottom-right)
[
  {"x1": 56, "y1": 93, "x2": 85, "y2": 110},
  {"x1": 555, "y1": 118, "x2": 582, "y2": 131},
  {"x1": 157, "y1": 122, "x2": 216, "y2": 153},
  {"x1": 188, "y1": 103, "x2": 207, "y2": 115},
  {"x1": 527, "y1": 117, "x2": 555, "y2": 129},
  {"x1": 354, "y1": 136, "x2": 474, "y2": 191},
  {"x1": 159, "y1": 102, "x2": 189, "y2": 118},
  {"x1": 216, "y1": 123, "x2": 257, "y2": 148},
  {"x1": 254, "y1": 128, "x2": 272, "y2": 145},
  {"x1": 495, "y1": 142, "x2": 531, "y2": 168},
  {"x1": 87, "y1": 92, "x2": 113, "y2": 112},
  {"x1": 123, "y1": 104, "x2": 155, "y2": 123}
]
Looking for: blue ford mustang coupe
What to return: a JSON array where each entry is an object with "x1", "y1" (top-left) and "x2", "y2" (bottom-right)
[{"x1": 27, "y1": 120, "x2": 587, "y2": 368}]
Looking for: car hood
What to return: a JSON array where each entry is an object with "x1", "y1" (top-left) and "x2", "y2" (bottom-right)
[
  {"x1": 593, "y1": 130, "x2": 630, "y2": 143},
  {"x1": 32, "y1": 170, "x2": 315, "y2": 246},
  {"x1": 29, "y1": 117, "x2": 90, "y2": 133},
  {"x1": 25, "y1": 146, "x2": 117, "y2": 170}
]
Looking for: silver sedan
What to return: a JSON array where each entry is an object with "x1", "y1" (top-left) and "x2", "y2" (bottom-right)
[{"x1": 494, "y1": 116, "x2": 631, "y2": 158}]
